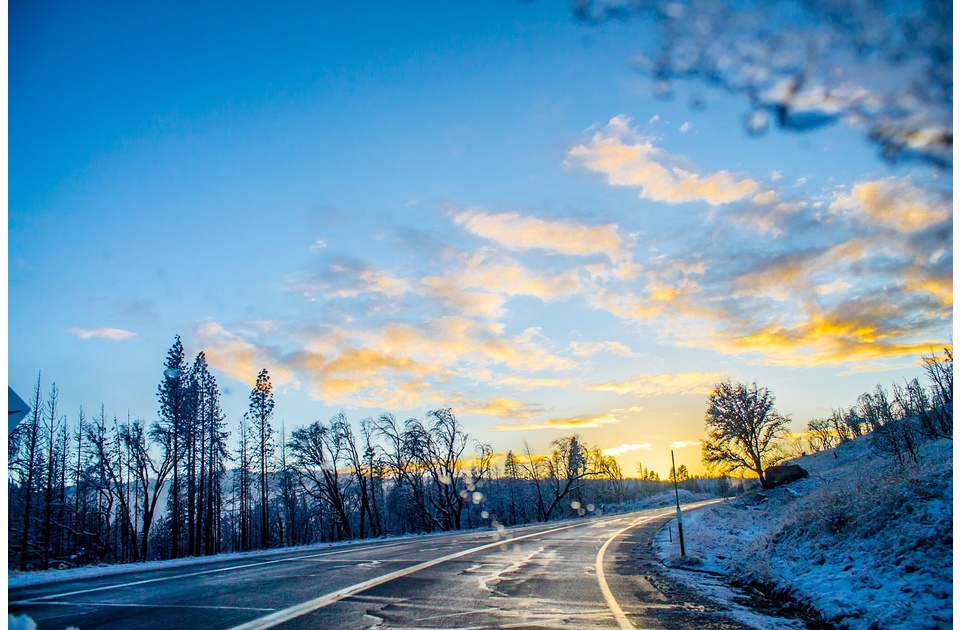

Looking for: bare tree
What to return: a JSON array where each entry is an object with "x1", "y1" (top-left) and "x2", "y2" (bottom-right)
[
  {"x1": 806, "y1": 417, "x2": 838, "y2": 452},
  {"x1": 374, "y1": 412, "x2": 430, "y2": 534},
  {"x1": 15, "y1": 374, "x2": 44, "y2": 569},
  {"x1": 542, "y1": 435, "x2": 599, "y2": 520},
  {"x1": 288, "y1": 417, "x2": 353, "y2": 540},
  {"x1": 702, "y1": 380, "x2": 790, "y2": 489},
  {"x1": 121, "y1": 418, "x2": 175, "y2": 560},
  {"x1": 333, "y1": 414, "x2": 376, "y2": 538},
  {"x1": 517, "y1": 440, "x2": 549, "y2": 521},
  {"x1": 920, "y1": 347, "x2": 952, "y2": 439}
]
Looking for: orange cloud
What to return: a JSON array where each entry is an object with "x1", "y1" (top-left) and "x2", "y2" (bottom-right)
[
  {"x1": 568, "y1": 115, "x2": 761, "y2": 206},
  {"x1": 195, "y1": 320, "x2": 296, "y2": 387},
  {"x1": 586, "y1": 371, "x2": 723, "y2": 397},
  {"x1": 491, "y1": 412, "x2": 620, "y2": 432},
  {"x1": 493, "y1": 375, "x2": 574, "y2": 390},
  {"x1": 830, "y1": 178, "x2": 951, "y2": 232},
  {"x1": 421, "y1": 250, "x2": 582, "y2": 320},
  {"x1": 701, "y1": 309, "x2": 945, "y2": 367},
  {"x1": 452, "y1": 208, "x2": 628, "y2": 262},
  {"x1": 458, "y1": 397, "x2": 542, "y2": 419}
]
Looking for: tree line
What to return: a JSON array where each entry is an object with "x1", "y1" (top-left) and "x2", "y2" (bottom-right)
[
  {"x1": 9, "y1": 336, "x2": 641, "y2": 571},
  {"x1": 699, "y1": 348, "x2": 953, "y2": 487}
]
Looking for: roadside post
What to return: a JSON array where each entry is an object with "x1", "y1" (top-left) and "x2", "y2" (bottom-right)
[{"x1": 671, "y1": 450, "x2": 686, "y2": 557}]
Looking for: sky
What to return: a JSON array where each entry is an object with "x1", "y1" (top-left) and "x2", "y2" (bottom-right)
[{"x1": 7, "y1": 1, "x2": 953, "y2": 478}]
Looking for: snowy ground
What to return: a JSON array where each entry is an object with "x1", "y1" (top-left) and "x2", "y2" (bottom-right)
[{"x1": 655, "y1": 436, "x2": 953, "y2": 629}]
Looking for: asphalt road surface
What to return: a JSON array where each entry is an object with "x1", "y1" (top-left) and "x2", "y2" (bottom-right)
[{"x1": 11, "y1": 501, "x2": 762, "y2": 629}]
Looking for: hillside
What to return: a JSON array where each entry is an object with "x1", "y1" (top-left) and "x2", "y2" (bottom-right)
[{"x1": 656, "y1": 435, "x2": 952, "y2": 629}]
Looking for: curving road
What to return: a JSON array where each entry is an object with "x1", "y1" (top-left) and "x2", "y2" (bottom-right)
[{"x1": 10, "y1": 500, "x2": 755, "y2": 629}]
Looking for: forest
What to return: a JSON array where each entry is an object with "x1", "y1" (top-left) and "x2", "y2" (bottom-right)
[{"x1": 9, "y1": 336, "x2": 707, "y2": 571}]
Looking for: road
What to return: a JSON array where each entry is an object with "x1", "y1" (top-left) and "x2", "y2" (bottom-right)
[{"x1": 10, "y1": 501, "x2": 757, "y2": 629}]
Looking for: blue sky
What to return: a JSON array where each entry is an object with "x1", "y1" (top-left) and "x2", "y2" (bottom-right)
[{"x1": 8, "y1": 1, "x2": 952, "y2": 476}]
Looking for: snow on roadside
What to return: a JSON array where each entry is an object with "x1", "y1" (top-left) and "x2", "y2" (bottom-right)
[{"x1": 655, "y1": 436, "x2": 953, "y2": 629}]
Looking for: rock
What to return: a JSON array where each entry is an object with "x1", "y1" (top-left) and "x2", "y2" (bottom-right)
[{"x1": 764, "y1": 464, "x2": 809, "y2": 487}]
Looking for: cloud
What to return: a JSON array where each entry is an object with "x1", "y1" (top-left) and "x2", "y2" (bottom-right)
[
  {"x1": 603, "y1": 443, "x2": 653, "y2": 456},
  {"x1": 195, "y1": 320, "x2": 296, "y2": 387},
  {"x1": 570, "y1": 341, "x2": 605, "y2": 357},
  {"x1": 309, "y1": 239, "x2": 327, "y2": 252},
  {"x1": 670, "y1": 440, "x2": 701, "y2": 449},
  {"x1": 568, "y1": 115, "x2": 761, "y2": 206},
  {"x1": 493, "y1": 375, "x2": 574, "y2": 390},
  {"x1": 490, "y1": 412, "x2": 620, "y2": 432},
  {"x1": 284, "y1": 262, "x2": 411, "y2": 300},
  {"x1": 458, "y1": 396, "x2": 541, "y2": 418},
  {"x1": 679, "y1": 121, "x2": 692, "y2": 133},
  {"x1": 752, "y1": 190, "x2": 778, "y2": 205},
  {"x1": 696, "y1": 305, "x2": 947, "y2": 367},
  {"x1": 586, "y1": 371, "x2": 723, "y2": 397},
  {"x1": 68, "y1": 327, "x2": 137, "y2": 341},
  {"x1": 198, "y1": 314, "x2": 579, "y2": 409},
  {"x1": 569, "y1": 340, "x2": 640, "y2": 358},
  {"x1": 829, "y1": 178, "x2": 951, "y2": 233},
  {"x1": 421, "y1": 249, "x2": 582, "y2": 320},
  {"x1": 452, "y1": 208, "x2": 630, "y2": 262}
]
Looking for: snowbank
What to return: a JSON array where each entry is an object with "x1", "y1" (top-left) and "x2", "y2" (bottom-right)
[{"x1": 656, "y1": 437, "x2": 952, "y2": 629}]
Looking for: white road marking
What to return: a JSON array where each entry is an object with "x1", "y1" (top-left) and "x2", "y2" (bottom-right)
[
  {"x1": 595, "y1": 500, "x2": 726, "y2": 629},
  {"x1": 11, "y1": 540, "x2": 412, "y2": 604},
  {"x1": 595, "y1": 513, "x2": 664, "y2": 630},
  {"x1": 20, "y1": 601, "x2": 277, "y2": 612},
  {"x1": 228, "y1": 520, "x2": 595, "y2": 630}
]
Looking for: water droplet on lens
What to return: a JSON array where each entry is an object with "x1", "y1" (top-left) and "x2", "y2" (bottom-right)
[
  {"x1": 745, "y1": 108, "x2": 770, "y2": 136},
  {"x1": 653, "y1": 80, "x2": 674, "y2": 99}
]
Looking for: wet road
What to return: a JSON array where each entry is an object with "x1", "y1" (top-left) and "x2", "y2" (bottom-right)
[{"x1": 11, "y1": 500, "x2": 752, "y2": 629}]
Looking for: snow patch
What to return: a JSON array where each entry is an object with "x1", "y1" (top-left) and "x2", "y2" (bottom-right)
[{"x1": 655, "y1": 437, "x2": 953, "y2": 628}]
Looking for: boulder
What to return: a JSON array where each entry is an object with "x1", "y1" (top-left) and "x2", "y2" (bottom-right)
[{"x1": 764, "y1": 464, "x2": 809, "y2": 487}]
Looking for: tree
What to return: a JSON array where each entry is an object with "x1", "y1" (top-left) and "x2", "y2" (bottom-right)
[
  {"x1": 15, "y1": 373, "x2": 44, "y2": 569},
  {"x1": 405, "y1": 409, "x2": 475, "y2": 531},
  {"x1": 373, "y1": 412, "x2": 431, "y2": 534},
  {"x1": 668, "y1": 464, "x2": 690, "y2": 484},
  {"x1": 126, "y1": 418, "x2": 175, "y2": 560},
  {"x1": 919, "y1": 347, "x2": 952, "y2": 439},
  {"x1": 288, "y1": 417, "x2": 353, "y2": 540},
  {"x1": 702, "y1": 380, "x2": 790, "y2": 489},
  {"x1": 806, "y1": 417, "x2": 838, "y2": 452},
  {"x1": 157, "y1": 336, "x2": 189, "y2": 558},
  {"x1": 542, "y1": 435, "x2": 599, "y2": 520},
  {"x1": 189, "y1": 352, "x2": 229, "y2": 556},
  {"x1": 246, "y1": 369, "x2": 276, "y2": 549}
]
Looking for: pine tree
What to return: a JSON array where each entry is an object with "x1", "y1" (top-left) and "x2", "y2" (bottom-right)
[
  {"x1": 246, "y1": 369, "x2": 276, "y2": 549},
  {"x1": 157, "y1": 336, "x2": 189, "y2": 558},
  {"x1": 191, "y1": 352, "x2": 229, "y2": 556}
]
